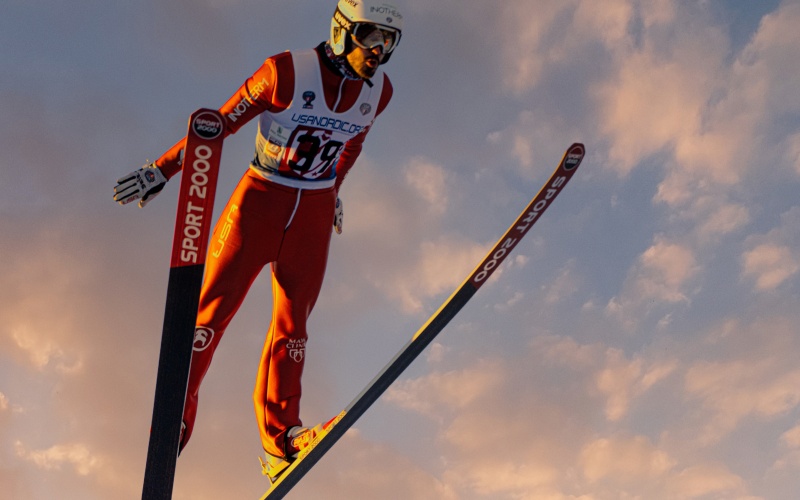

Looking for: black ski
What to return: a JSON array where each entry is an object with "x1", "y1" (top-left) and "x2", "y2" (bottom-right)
[
  {"x1": 260, "y1": 143, "x2": 586, "y2": 499},
  {"x1": 142, "y1": 109, "x2": 225, "y2": 500}
]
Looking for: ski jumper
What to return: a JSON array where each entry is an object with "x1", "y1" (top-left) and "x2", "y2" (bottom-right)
[{"x1": 153, "y1": 43, "x2": 393, "y2": 458}]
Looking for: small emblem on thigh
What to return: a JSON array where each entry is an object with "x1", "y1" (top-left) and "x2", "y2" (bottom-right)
[
  {"x1": 287, "y1": 339, "x2": 306, "y2": 363},
  {"x1": 194, "y1": 327, "x2": 215, "y2": 352}
]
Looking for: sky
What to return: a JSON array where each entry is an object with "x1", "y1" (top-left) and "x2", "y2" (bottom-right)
[{"x1": 2, "y1": 0, "x2": 800, "y2": 498}]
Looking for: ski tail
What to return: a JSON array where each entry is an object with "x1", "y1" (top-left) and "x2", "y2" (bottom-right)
[
  {"x1": 142, "y1": 109, "x2": 225, "y2": 500},
  {"x1": 260, "y1": 143, "x2": 586, "y2": 499}
]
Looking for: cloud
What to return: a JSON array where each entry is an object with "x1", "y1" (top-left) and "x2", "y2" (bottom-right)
[
  {"x1": 466, "y1": 0, "x2": 799, "y2": 267},
  {"x1": 0, "y1": 225, "x2": 92, "y2": 373},
  {"x1": 595, "y1": 2, "x2": 800, "y2": 199},
  {"x1": 495, "y1": 1, "x2": 581, "y2": 93},
  {"x1": 741, "y1": 244, "x2": 799, "y2": 291},
  {"x1": 543, "y1": 259, "x2": 580, "y2": 305},
  {"x1": 378, "y1": 317, "x2": 797, "y2": 497},
  {"x1": 668, "y1": 464, "x2": 748, "y2": 499},
  {"x1": 739, "y1": 2, "x2": 800, "y2": 120},
  {"x1": 741, "y1": 207, "x2": 800, "y2": 291},
  {"x1": 574, "y1": 0, "x2": 636, "y2": 46},
  {"x1": 425, "y1": 341, "x2": 449, "y2": 363},
  {"x1": 694, "y1": 200, "x2": 751, "y2": 240},
  {"x1": 381, "y1": 235, "x2": 489, "y2": 313},
  {"x1": 580, "y1": 434, "x2": 675, "y2": 482},
  {"x1": 493, "y1": 290, "x2": 526, "y2": 312},
  {"x1": 404, "y1": 156, "x2": 449, "y2": 215},
  {"x1": 534, "y1": 335, "x2": 599, "y2": 368},
  {"x1": 331, "y1": 154, "x2": 483, "y2": 314},
  {"x1": 383, "y1": 335, "x2": 686, "y2": 497},
  {"x1": 773, "y1": 422, "x2": 800, "y2": 470},
  {"x1": 10, "y1": 327, "x2": 83, "y2": 374},
  {"x1": 536, "y1": 0, "x2": 800, "y2": 248},
  {"x1": 382, "y1": 338, "x2": 588, "y2": 497},
  {"x1": 0, "y1": 214, "x2": 173, "y2": 498},
  {"x1": 682, "y1": 315, "x2": 800, "y2": 444},
  {"x1": 384, "y1": 359, "x2": 506, "y2": 419},
  {"x1": 607, "y1": 236, "x2": 699, "y2": 327},
  {"x1": 685, "y1": 360, "x2": 800, "y2": 444},
  {"x1": 596, "y1": 349, "x2": 677, "y2": 421},
  {"x1": 781, "y1": 424, "x2": 800, "y2": 449},
  {"x1": 579, "y1": 435, "x2": 750, "y2": 498},
  {"x1": 631, "y1": 238, "x2": 698, "y2": 301},
  {"x1": 15, "y1": 441, "x2": 101, "y2": 476},
  {"x1": 537, "y1": 337, "x2": 677, "y2": 422},
  {"x1": 288, "y1": 429, "x2": 457, "y2": 500},
  {"x1": 655, "y1": 1, "x2": 800, "y2": 206},
  {"x1": 592, "y1": 2, "x2": 728, "y2": 178},
  {"x1": 790, "y1": 132, "x2": 800, "y2": 175},
  {"x1": 441, "y1": 459, "x2": 562, "y2": 499},
  {"x1": 600, "y1": 46, "x2": 725, "y2": 179}
]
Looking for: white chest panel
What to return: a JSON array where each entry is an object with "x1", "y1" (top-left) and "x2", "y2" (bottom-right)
[{"x1": 251, "y1": 50, "x2": 383, "y2": 188}]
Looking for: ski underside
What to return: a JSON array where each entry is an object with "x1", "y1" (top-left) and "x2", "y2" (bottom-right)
[
  {"x1": 260, "y1": 143, "x2": 586, "y2": 499},
  {"x1": 142, "y1": 109, "x2": 225, "y2": 500}
]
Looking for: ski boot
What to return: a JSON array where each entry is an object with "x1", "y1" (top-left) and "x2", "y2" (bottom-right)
[{"x1": 259, "y1": 418, "x2": 336, "y2": 484}]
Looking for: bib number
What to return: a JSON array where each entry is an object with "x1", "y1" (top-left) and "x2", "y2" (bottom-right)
[{"x1": 285, "y1": 126, "x2": 344, "y2": 179}]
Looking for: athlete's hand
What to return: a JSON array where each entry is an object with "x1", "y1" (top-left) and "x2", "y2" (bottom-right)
[
  {"x1": 334, "y1": 197, "x2": 343, "y2": 234},
  {"x1": 114, "y1": 164, "x2": 168, "y2": 208}
]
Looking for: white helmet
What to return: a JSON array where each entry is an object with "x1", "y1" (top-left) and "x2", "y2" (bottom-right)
[{"x1": 330, "y1": 0, "x2": 403, "y2": 63}]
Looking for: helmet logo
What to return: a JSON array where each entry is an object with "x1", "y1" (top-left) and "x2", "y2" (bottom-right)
[
  {"x1": 369, "y1": 6, "x2": 403, "y2": 20},
  {"x1": 360, "y1": 103, "x2": 372, "y2": 115},
  {"x1": 334, "y1": 9, "x2": 353, "y2": 31}
]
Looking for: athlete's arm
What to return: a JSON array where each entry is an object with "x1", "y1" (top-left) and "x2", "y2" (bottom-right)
[
  {"x1": 334, "y1": 73, "x2": 393, "y2": 193},
  {"x1": 154, "y1": 53, "x2": 295, "y2": 179}
]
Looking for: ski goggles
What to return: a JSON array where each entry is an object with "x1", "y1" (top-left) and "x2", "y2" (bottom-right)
[{"x1": 350, "y1": 23, "x2": 401, "y2": 54}]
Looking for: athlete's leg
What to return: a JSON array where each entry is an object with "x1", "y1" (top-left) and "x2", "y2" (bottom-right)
[
  {"x1": 254, "y1": 187, "x2": 336, "y2": 457},
  {"x1": 181, "y1": 171, "x2": 287, "y2": 450}
]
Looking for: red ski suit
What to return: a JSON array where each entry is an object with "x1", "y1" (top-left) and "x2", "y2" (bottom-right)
[{"x1": 155, "y1": 43, "x2": 392, "y2": 458}]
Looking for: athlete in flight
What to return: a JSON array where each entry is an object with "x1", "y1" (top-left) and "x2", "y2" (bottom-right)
[{"x1": 114, "y1": 0, "x2": 403, "y2": 482}]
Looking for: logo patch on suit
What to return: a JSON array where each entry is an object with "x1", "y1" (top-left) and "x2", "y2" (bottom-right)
[
  {"x1": 287, "y1": 339, "x2": 306, "y2": 362},
  {"x1": 302, "y1": 91, "x2": 316, "y2": 109},
  {"x1": 360, "y1": 103, "x2": 372, "y2": 116},
  {"x1": 193, "y1": 327, "x2": 215, "y2": 352}
]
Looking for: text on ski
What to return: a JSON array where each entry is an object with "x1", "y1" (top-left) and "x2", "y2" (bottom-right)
[{"x1": 181, "y1": 144, "x2": 214, "y2": 263}]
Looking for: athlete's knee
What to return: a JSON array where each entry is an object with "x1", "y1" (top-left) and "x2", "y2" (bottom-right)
[{"x1": 273, "y1": 312, "x2": 308, "y2": 340}]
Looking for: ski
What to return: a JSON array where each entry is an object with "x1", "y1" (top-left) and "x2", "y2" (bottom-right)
[
  {"x1": 260, "y1": 143, "x2": 586, "y2": 499},
  {"x1": 142, "y1": 109, "x2": 225, "y2": 500}
]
